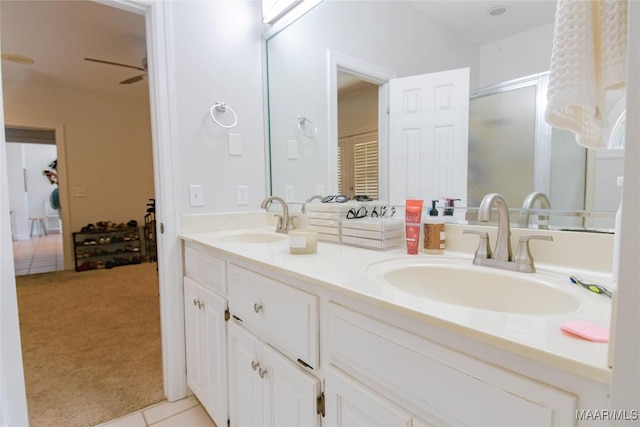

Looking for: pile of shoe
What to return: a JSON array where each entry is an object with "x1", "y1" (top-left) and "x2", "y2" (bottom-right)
[{"x1": 80, "y1": 220, "x2": 139, "y2": 233}]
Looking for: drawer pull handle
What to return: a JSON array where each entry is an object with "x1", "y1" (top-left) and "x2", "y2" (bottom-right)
[
  {"x1": 251, "y1": 361, "x2": 260, "y2": 371},
  {"x1": 253, "y1": 303, "x2": 263, "y2": 313},
  {"x1": 258, "y1": 368, "x2": 267, "y2": 378}
]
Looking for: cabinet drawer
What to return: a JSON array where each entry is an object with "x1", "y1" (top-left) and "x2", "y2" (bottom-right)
[
  {"x1": 328, "y1": 303, "x2": 577, "y2": 427},
  {"x1": 228, "y1": 264, "x2": 319, "y2": 368},
  {"x1": 184, "y1": 245, "x2": 226, "y2": 294}
]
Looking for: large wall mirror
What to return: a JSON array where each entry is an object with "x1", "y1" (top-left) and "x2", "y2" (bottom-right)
[{"x1": 264, "y1": 0, "x2": 625, "y2": 230}]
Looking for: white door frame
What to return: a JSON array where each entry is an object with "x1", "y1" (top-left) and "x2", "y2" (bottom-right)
[
  {"x1": 327, "y1": 50, "x2": 396, "y2": 200},
  {"x1": 0, "y1": 2, "x2": 186, "y2": 423},
  {"x1": 99, "y1": 0, "x2": 187, "y2": 402}
]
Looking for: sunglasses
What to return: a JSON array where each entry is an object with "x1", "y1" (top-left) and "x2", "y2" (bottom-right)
[
  {"x1": 371, "y1": 206, "x2": 396, "y2": 218},
  {"x1": 346, "y1": 207, "x2": 368, "y2": 219},
  {"x1": 353, "y1": 195, "x2": 373, "y2": 202},
  {"x1": 322, "y1": 195, "x2": 349, "y2": 203}
]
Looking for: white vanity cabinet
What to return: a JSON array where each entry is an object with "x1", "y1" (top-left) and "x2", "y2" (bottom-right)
[
  {"x1": 183, "y1": 244, "x2": 228, "y2": 427},
  {"x1": 226, "y1": 263, "x2": 322, "y2": 426},
  {"x1": 327, "y1": 302, "x2": 579, "y2": 427},
  {"x1": 228, "y1": 320, "x2": 321, "y2": 427}
]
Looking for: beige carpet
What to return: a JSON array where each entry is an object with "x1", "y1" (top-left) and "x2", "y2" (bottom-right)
[{"x1": 16, "y1": 262, "x2": 165, "y2": 427}]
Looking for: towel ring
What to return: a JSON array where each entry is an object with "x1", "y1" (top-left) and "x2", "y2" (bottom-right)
[
  {"x1": 297, "y1": 116, "x2": 317, "y2": 138},
  {"x1": 210, "y1": 102, "x2": 238, "y2": 129}
]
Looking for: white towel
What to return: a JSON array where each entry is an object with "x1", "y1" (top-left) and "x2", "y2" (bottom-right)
[{"x1": 545, "y1": 0, "x2": 628, "y2": 149}]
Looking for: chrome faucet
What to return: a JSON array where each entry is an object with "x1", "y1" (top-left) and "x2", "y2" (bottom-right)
[
  {"x1": 302, "y1": 194, "x2": 323, "y2": 214},
  {"x1": 519, "y1": 191, "x2": 550, "y2": 229},
  {"x1": 260, "y1": 196, "x2": 295, "y2": 233},
  {"x1": 465, "y1": 192, "x2": 552, "y2": 273},
  {"x1": 478, "y1": 193, "x2": 512, "y2": 261}
]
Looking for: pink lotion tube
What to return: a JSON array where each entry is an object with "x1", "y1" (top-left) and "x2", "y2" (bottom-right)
[{"x1": 405, "y1": 200, "x2": 424, "y2": 255}]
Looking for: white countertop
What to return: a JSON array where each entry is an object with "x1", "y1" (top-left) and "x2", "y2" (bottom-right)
[{"x1": 180, "y1": 225, "x2": 613, "y2": 384}]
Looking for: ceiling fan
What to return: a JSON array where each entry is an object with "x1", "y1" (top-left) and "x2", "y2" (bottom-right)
[{"x1": 83, "y1": 56, "x2": 147, "y2": 84}]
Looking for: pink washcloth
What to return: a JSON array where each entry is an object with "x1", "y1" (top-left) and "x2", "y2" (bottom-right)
[{"x1": 561, "y1": 320, "x2": 609, "y2": 342}]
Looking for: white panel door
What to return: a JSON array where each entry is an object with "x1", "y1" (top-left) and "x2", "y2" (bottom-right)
[
  {"x1": 199, "y1": 284, "x2": 228, "y2": 427},
  {"x1": 228, "y1": 321, "x2": 262, "y2": 427},
  {"x1": 263, "y1": 344, "x2": 320, "y2": 427},
  {"x1": 388, "y1": 68, "x2": 470, "y2": 207},
  {"x1": 184, "y1": 277, "x2": 205, "y2": 400},
  {"x1": 325, "y1": 367, "x2": 413, "y2": 427}
]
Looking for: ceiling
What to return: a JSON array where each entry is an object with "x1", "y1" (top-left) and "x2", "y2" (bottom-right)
[
  {"x1": 409, "y1": 0, "x2": 557, "y2": 46},
  {"x1": 0, "y1": 0, "x2": 147, "y2": 100},
  {"x1": 0, "y1": 1, "x2": 557, "y2": 100}
]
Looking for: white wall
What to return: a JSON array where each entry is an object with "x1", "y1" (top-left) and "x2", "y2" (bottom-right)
[
  {"x1": 2, "y1": 80, "x2": 154, "y2": 232},
  {"x1": 478, "y1": 23, "x2": 554, "y2": 88},
  {"x1": 167, "y1": 1, "x2": 267, "y2": 213}
]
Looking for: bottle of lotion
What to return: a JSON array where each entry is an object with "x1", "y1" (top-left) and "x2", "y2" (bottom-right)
[{"x1": 423, "y1": 200, "x2": 445, "y2": 254}]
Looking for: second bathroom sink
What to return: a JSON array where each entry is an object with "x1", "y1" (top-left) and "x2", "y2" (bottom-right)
[{"x1": 367, "y1": 258, "x2": 580, "y2": 315}]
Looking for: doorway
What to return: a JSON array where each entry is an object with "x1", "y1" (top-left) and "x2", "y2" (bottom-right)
[
  {"x1": 328, "y1": 50, "x2": 396, "y2": 200},
  {"x1": 6, "y1": 135, "x2": 64, "y2": 275},
  {"x1": 337, "y1": 73, "x2": 380, "y2": 199},
  {"x1": 1, "y1": 0, "x2": 162, "y2": 423}
]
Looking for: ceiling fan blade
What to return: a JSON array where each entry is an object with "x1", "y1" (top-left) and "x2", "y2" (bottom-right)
[
  {"x1": 120, "y1": 74, "x2": 146, "y2": 85},
  {"x1": 84, "y1": 57, "x2": 146, "y2": 72}
]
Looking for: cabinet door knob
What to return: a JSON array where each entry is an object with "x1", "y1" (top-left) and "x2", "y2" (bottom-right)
[
  {"x1": 253, "y1": 303, "x2": 263, "y2": 313},
  {"x1": 251, "y1": 360, "x2": 260, "y2": 371},
  {"x1": 258, "y1": 368, "x2": 267, "y2": 378}
]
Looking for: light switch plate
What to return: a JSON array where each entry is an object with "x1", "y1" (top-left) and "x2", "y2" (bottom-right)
[
  {"x1": 228, "y1": 133, "x2": 242, "y2": 156},
  {"x1": 287, "y1": 139, "x2": 298, "y2": 160},
  {"x1": 72, "y1": 187, "x2": 87, "y2": 198},
  {"x1": 189, "y1": 185, "x2": 204, "y2": 207}
]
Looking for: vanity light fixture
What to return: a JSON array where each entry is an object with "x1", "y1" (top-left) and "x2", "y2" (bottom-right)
[
  {"x1": 262, "y1": 0, "x2": 302, "y2": 24},
  {"x1": 1, "y1": 53, "x2": 34, "y2": 65},
  {"x1": 487, "y1": 5, "x2": 508, "y2": 17}
]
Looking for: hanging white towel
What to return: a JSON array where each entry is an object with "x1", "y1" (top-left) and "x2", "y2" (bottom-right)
[{"x1": 545, "y1": 0, "x2": 628, "y2": 149}]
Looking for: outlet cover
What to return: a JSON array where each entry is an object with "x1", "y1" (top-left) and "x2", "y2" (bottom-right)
[
  {"x1": 237, "y1": 185, "x2": 249, "y2": 205},
  {"x1": 285, "y1": 185, "x2": 294, "y2": 202},
  {"x1": 189, "y1": 185, "x2": 204, "y2": 207}
]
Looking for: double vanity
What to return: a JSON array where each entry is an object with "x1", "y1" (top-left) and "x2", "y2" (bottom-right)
[{"x1": 180, "y1": 212, "x2": 613, "y2": 427}]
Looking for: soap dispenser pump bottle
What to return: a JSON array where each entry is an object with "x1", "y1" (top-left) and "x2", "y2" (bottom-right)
[{"x1": 423, "y1": 200, "x2": 445, "y2": 254}]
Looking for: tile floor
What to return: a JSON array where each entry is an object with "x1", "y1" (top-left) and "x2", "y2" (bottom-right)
[
  {"x1": 13, "y1": 233, "x2": 65, "y2": 275},
  {"x1": 96, "y1": 396, "x2": 216, "y2": 427}
]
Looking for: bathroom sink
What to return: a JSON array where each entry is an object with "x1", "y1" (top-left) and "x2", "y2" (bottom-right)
[
  {"x1": 217, "y1": 231, "x2": 286, "y2": 244},
  {"x1": 367, "y1": 259, "x2": 580, "y2": 315}
]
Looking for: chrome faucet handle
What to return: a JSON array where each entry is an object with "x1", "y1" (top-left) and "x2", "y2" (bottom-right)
[
  {"x1": 286, "y1": 214, "x2": 298, "y2": 231},
  {"x1": 273, "y1": 214, "x2": 287, "y2": 233},
  {"x1": 514, "y1": 235, "x2": 553, "y2": 272},
  {"x1": 463, "y1": 230, "x2": 492, "y2": 261}
]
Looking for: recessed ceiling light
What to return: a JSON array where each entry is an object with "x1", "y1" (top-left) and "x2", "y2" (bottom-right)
[
  {"x1": 1, "y1": 53, "x2": 34, "y2": 65},
  {"x1": 487, "y1": 5, "x2": 508, "y2": 16}
]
